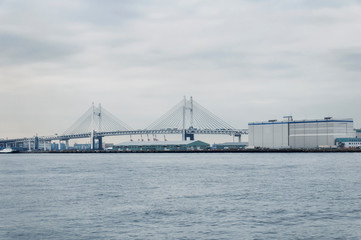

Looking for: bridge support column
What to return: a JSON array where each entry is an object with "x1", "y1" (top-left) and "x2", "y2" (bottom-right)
[
  {"x1": 183, "y1": 132, "x2": 194, "y2": 141},
  {"x1": 97, "y1": 137, "x2": 103, "y2": 150},
  {"x1": 65, "y1": 140, "x2": 69, "y2": 150},
  {"x1": 91, "y1": 137, "x2": 96, "y2": 150},
  {"x1": 91, "y1": 137, "x2": 94, "y2": 150},
  {"x1": 35, "y1": 137, "x2": 39, "y2": 150}
]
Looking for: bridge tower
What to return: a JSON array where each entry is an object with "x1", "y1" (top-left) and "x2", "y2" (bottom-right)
[
  {"x1": 97, "y1": 103, "x2": 103, "y2": 150},
  {"x1": 63, "y1": 103, "x2": 132, "y2": 151},
  {"x1": 90, "y1": 103, "x2": 103, "y2": 150},
  {"x1": 182, "y1": 96, "x2": 194, "y2": 141},
  {"x1": 146, "y1": 96, "x2": 238, "y2": 141},
  {"x1": 90, "y1": 103, "x2": 95, "y2": 150}
]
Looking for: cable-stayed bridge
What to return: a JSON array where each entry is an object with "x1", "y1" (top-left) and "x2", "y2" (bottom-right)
[{"x1": 0, "y1": 97, "x2": 247, "y2": 150}]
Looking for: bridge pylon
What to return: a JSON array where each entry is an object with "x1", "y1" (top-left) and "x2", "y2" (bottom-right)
[
  {"x1": 146, "y1": 96, "x2": 237, "y2": 141},
  {"x1": 63, "y1": 102, "x2": 133, "y2": 150}
]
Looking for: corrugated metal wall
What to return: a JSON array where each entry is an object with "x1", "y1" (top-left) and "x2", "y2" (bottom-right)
[
  {"x1": 289, "y1": 120, "x2": 354, "y2": 148},
  {"x1": 249, "y1": 119, "x2": 355, "y2": 149},
  {"x1": 248, "y1": 122, "x2": 288, "y2": 148}
]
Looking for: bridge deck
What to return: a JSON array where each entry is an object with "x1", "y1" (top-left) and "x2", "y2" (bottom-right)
[{"x1": 1, "y1": 129, "x2": 248, "y2": 143}]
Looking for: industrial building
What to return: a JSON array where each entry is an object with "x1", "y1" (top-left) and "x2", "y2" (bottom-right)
[
  {"x1": 113, "y1": 140, "x2": 210, "y2": 151},
  {"x1": 248, "y1": 117, "x2": 355, "y2": 149}
]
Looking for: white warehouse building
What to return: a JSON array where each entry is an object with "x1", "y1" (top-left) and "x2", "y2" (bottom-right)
[{"x1": 248, "y1": 117, "x2": 355, "y2": 149}]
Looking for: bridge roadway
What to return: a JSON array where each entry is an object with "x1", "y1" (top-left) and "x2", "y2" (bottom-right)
[
  {"x1": 0, "y1": 129, "x2": 248, "y2": 146},
  {"x1": 43, "y1": 128, "x2": 248, "y2": 141}
]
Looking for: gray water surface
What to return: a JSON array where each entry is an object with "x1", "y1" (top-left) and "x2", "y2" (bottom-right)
[{"x1": 1, "y1": 153, "x2": 361, "y2": 239}]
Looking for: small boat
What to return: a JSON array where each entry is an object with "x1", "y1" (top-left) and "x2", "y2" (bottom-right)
[{"x1": 0, "y1": 148, "x2": 14, "y2": 153}]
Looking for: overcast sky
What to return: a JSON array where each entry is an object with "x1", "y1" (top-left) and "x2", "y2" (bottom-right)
[{"x1": 1, "y1": 0, "x2": 361, "y2": 139}]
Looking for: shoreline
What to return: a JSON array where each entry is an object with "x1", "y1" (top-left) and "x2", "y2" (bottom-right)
[{"x1": 3, "y1": 149, "x2": 361, "y2": 154}]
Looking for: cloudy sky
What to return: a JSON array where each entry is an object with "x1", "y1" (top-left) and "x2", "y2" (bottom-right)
[{"x1": 1, "y1": 0, "x2": 361, "y2": 139}]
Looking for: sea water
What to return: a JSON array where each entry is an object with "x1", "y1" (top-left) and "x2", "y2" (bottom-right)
[{"x1": 0, "y1": 153, "x2": 361, "y2": 240}]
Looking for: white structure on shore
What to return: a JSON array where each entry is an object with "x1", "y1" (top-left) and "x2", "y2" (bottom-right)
[{"x1": 248, "y1": 117, "x2": 355, "y2": 149}]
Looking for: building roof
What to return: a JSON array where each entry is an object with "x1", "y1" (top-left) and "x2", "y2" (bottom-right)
[
  {"x1": 335, "y1": 138, "x2": 361, "y2": 142},
  {"x1": 114, "y1": 140, "x2": 209, "y2": 146},
  {"x1": 249, "y1": 118, "x2": 353, "y2": 125},
  {"x1": 213, "y1": 142, "x2": 248, "y2": 146}
]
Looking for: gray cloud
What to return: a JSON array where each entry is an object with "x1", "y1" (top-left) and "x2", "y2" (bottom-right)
[
  {"x1": 62, "y1": 0, "x2": 145, "y2": 25},
  {"x1": 0, "y1": 32, "x2": 80, "y2": 65},
  {"x1": 330, "y1": 48, "x2": 361, "y2": 72}
]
